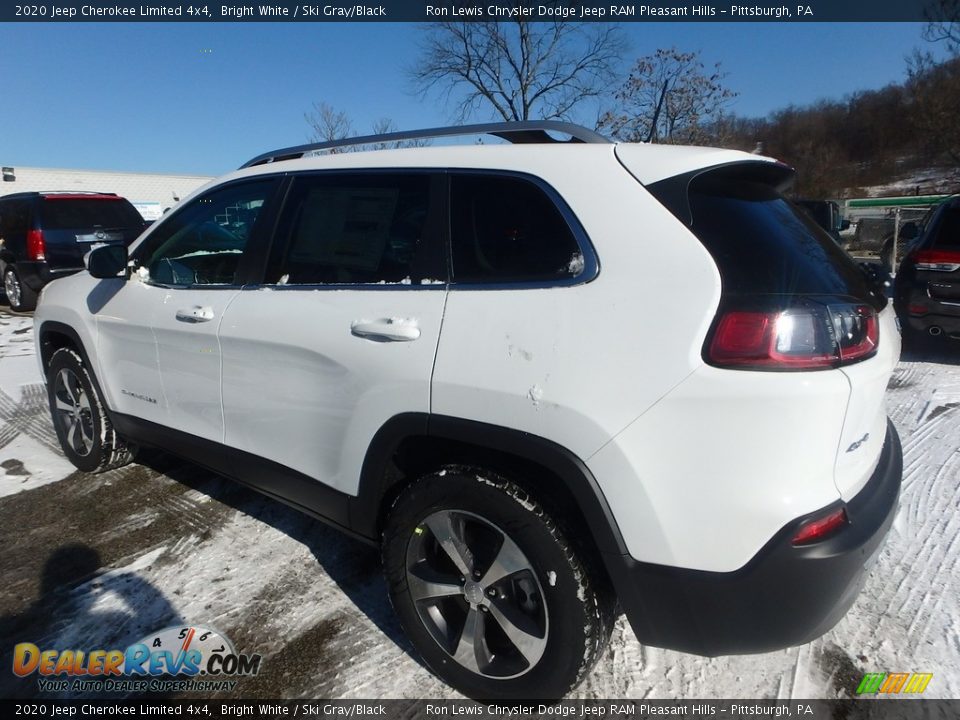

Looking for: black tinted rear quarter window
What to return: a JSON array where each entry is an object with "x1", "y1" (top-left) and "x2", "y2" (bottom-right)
[
  {"x1": 41, "y1": 198, "x2": 144, "y2": 229},
  {"x1": 450, "y1": 174, "x2": 585, "y2": 284},
  {"x1": 930, "y1": 203, "x2": 960, "y2": 249},
  {"x1": 687, "y1": 174, "x2": 874, "y2": 300},
  {"x1": 267, "y1": 173, "x2": 439, "y2": 285},
  {"x1": 0, "y1": 200, "x2": 30, "y2": 236}
]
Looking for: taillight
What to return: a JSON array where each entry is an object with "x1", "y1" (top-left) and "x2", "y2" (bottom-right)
[
  {"x1": 914, "y1": 249, "x2": 960, "y2": 272},
  {"x1": 708, "y1": 302, "x2": 878, "y2": 370},
  {"x1": 792, "y1": 507, "x2": 848, "y2": 545},
  {"x1": 26, "y1": 229, "x2": 45, "y2": 261}
]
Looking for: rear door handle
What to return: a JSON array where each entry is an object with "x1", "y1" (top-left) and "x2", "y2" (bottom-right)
[
  {"x1": 176, "y1": 306, "x2": 215, "y2": 323},
  {"x1": 351, "y1": 318, "x2": 420, "y2": 342}
]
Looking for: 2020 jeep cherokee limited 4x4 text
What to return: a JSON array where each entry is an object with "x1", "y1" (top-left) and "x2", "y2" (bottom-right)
[{"x1": 34, "y1": 122, "x2": 902, "y2": 699}]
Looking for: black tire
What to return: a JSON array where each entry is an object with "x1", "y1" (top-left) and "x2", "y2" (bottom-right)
[
  {"x1": 3, "y1": 266, "x2": 38, "y2": 312},
  {"x1": 382, "y1": 467, "x2": 615, "y2": 700},
  {"x1": 46, "y1": 347, "x2": 136, "y2": 473}
]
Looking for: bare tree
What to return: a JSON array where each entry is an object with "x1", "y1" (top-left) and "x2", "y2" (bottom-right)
[
  {"x1": 906, "y1": 50, "x2": 960, "y2": 163},
  {"x1": 304, "y1": 105, "x2": 430, "y2": 153},
  {"x1": 411, "y1": 21, "x2": 624, "y2": 122},
  {"x1": 304, "y1": 101, "x2": 354, "y2": 151},
  {"x1": 923, "y1": 0, "x2": 960, "y2": 55},
  {"x1": 599, "y1": 48, "x2": 737, "y2": 145}
]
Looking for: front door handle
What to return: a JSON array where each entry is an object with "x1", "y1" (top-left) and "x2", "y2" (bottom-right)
[
  {"x1": 176, "y1": 306, "x2": 215, "y2": 323},
  {"x1": 351, "y1": 318, "x2": 420, "y2": 342}
]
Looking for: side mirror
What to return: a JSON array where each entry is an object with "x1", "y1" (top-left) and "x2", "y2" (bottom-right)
[
  {"x1": 86, "y1": 244, "x2": 129, "y2": 279},
  {"x1": 839, "y1": 218, "x2": 850, "y2": 232},
  {"x1": 899, "y1": 222, "x2": 919, "y2": 242}
]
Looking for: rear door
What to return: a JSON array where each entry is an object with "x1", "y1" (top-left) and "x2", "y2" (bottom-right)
[{"x1": 219, "y1": 171, "x2": 448, "y2": 497}]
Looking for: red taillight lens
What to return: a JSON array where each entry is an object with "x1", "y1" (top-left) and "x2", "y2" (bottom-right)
[
  {"x1": 708, "y1": 303, "x2": 877, "y2": 370},
  {"x1": 792, "y1": 507, "x2": 848, "y2": 546},
  {"x1": 908, "y1": 303, "x2": 929, "y2": 316},
  {"x1": 914, "y1": 249, "x2": 960, "y2": 272},
  {"x1": 832, "y1": 304, "x2": 878, "y2": 362},
  {"x1": 26, "y1": 229, "x2": 45, "y2": 261}
]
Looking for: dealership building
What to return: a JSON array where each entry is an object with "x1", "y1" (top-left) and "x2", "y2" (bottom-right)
[{"x1": 0, "y1": 165, "x2": 213, "y2": 221}]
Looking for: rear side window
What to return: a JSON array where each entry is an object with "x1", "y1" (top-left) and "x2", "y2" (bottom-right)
[
  {"x1": 929, "y1": 203, "x2": 960, "y2": 249},
  {"x1": 266, "y1": 173, "x2": 439, "y2": 285},
  {"x1": 686, "y1": 174, "x2": 875, "y2": 301},
  {"x1": 450, "y1": 174, "x2": 585, "y2": 284},
  {"x1": 0, "y1": 200, "x2": 30, "y2": 236},
  {"x1": 41, "y1": 197, "x2": 144, "y2": 229}
]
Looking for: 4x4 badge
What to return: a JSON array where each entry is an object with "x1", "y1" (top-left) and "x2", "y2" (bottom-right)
[{"x1": 847, "y1": 433, "x2": 870, "y2": 453}]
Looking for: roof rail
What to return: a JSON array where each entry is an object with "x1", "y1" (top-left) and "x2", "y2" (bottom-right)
[
  {"x1": 38, "y1": 191, "x2": 119, "y2": 196},
  {"x1": 240, "y1": 121, "x2": 610, "y2": 169}
]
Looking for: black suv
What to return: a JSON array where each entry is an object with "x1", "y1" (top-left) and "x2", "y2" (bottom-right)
[
  {"x1": 0, "y1": 191, "x2": 145, "y2": 311},
  {"x1": 894, "y1": 196, "x2": 960, "y2": 344}
]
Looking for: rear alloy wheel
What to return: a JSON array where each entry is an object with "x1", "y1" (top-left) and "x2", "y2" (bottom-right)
[
  {"x1": 383, "y1": 468, "x2": 614, "y2": 699},
  {"x1": 47, "y1": 347, "x2": 136, "y2": 473},
  {"x1": 3, "y1": 267, "x2": 37, "y2": 312}
]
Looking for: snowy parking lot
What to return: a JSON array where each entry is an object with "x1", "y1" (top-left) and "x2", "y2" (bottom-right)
[{"x1": 0, "y1": 305, "x2": 958, "y2": 700}]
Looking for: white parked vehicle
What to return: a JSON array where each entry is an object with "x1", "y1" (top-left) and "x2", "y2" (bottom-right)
[{"x1": 35, "y1": 122, "x2": 902, "y2": 699}]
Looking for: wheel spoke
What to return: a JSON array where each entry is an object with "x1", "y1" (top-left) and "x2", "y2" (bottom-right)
[
  {"x1": 77, "y1": 391, "x2": 91, "y2": 414},
  {"x1": 424, "y1": 512, "x2": 474, "y2": 576},
  {"x1": 66, "y1": 415, "x2": 80, "y2": 453},
  {"x1": 55, "y1": 396, "x2": 74, "y2": 413},
  {"x1": 67, "y1": 373, "x2": 83, "y2": 406},
  {"x1": 452, "y1": 606, "x2": 486, "y2": 674},
  {"x1": 58, "y1": 370, "x2": 80, "y2": 405},
  {"x1": 407, "y1": 563, "x2": 464, "y2": 602},
  {"x1": 480, "y1": 534, "x2": 531, "y2": 587},
  {"x1": 487, "y1": 596, "x2": 547, "y2": 668},
  {"x1": 79, "y1": 417, "x2": 95, "y2": 450}
]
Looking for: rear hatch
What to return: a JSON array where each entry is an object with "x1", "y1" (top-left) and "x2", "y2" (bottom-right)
[
  {"x1": 37, "y1": 194, "x2": 145, "y2": 270},
  {"x1": 617, "y1": 148, "x2": 897, "y2": 499}
]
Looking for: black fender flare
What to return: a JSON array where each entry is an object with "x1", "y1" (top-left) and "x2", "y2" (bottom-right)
[{"x1": 349, "y1": 413, "x2": 628, "y2": 557}]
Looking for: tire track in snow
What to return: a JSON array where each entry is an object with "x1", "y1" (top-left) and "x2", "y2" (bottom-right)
[{"x1": 0, "y1": 384, "x2": 59, "y2": 454}]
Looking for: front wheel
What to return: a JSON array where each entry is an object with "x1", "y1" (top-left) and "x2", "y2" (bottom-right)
[
  {"x1": 46, "y1": 347, "x2": 136, "y2": 473},
  {"x1": 382, "y1": 468, "x2": 614, "y2": 699}
]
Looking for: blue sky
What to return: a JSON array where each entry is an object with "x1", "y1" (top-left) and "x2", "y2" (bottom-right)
[{"x1": 0, "y1": 22, "x2": 948, "y2": 176}]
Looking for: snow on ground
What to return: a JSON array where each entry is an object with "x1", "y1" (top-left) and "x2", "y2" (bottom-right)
[{"x1": 0, "y1": 306, "x2": 958, "y2": 700}]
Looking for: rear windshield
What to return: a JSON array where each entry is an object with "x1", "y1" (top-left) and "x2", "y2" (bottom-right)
[
  {"x1": 41, "y1": 198, "x2": 144, "y2": 230},
  {"x1": 930, "y1": 203, "x2": 960, "y2": 249},
  {"x1": 685, "y1": 174, "x2": 876, "y2": 301}
]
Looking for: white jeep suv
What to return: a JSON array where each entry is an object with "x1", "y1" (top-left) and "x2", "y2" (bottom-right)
[{"x1": 35, "y1": 122, "x2": 902, "y2": 699}]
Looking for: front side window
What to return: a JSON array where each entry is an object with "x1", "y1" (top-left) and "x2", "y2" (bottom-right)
[
  {"x1": 266, "y1": 173, "x2": 437, "y2": 285},
  {"x1": 450, "y1": 174, "x2": 586, "y2": 284},
  {"x1": 134, "y1": 179, "x2": 275, "y2": 287}
]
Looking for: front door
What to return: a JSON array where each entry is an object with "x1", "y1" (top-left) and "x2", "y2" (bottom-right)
[{"x1": 96, "y1": 176, "x2": 281, "y2": 442}]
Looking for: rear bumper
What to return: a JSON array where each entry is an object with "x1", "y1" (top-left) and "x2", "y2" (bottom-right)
[
  {"x1": 604, "y1": 418, "x2": 902, "y2": 657},
  {"x1": 895, "y1": 280, "x2": 960, "y2": 339},
  {"x1": 15, "y1": 261, "x2": 82, "y2": 292},
  {"x1": 900, "y1": 309, "x2": 960, "y2": 339}
]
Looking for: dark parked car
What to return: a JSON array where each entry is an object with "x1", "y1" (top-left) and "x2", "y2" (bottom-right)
[
  {"x1": 894, "y1": 196, "x2": 960, "y2": 344},
  {"x1": 795, "y1": 199, "x2": 849, "y2": 246},
  {"x1": 0, "y1": 191, "x2": 145, "y2": 311}
]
